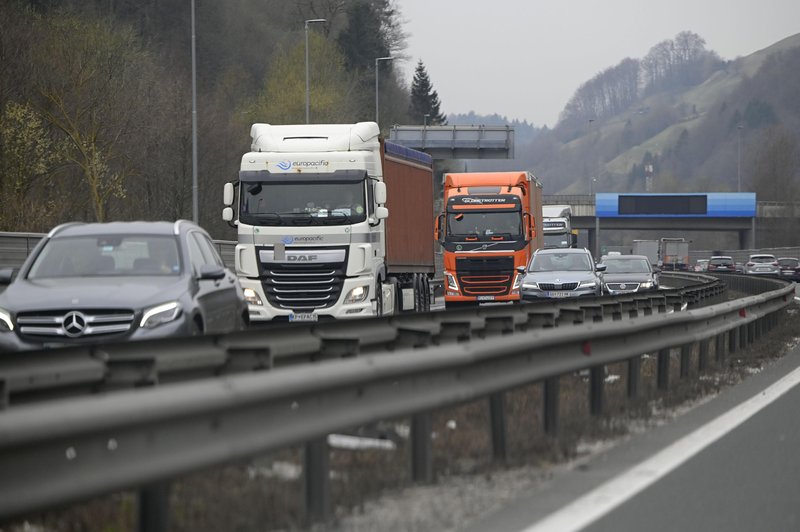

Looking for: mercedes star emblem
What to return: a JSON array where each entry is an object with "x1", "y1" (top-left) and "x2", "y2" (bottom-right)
[{"x1": 63, "y1": 311, "x2": 88, "y2": 338}]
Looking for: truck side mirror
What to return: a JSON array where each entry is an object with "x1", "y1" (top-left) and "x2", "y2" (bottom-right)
[
  {"x1": 571, "y1": 233, "x2": 578, "y2": 247},
  {"x1": 222, "y1": 207, "x2": 234, "y2": 222},
  {"x1": 523, "y1": 213, "x2": 532, "y2": 241},
  {"x1": 374, "y1": 181, "x2": 387, "y2": 205},
  {"x1": 435, "y1": 214, "x2": 444, "y2": 241},
  {"x1": 223, "y1": 182, "x2": 234, "y2": 206},
  {"x1": 375, "y1": 206, "x2": 388, "y2": 220}
]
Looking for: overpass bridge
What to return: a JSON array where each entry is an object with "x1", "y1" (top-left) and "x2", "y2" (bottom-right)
[{"x1": 543, "y1": 193, "x2": 800, "y2": 257}]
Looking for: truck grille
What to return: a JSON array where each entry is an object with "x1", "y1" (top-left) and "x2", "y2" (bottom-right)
[
  {"x1": 16, "y1": 309, "x2": 135, "y2": 339},
  {"x1": 455, "y1": 256, "x2": 515, "y2": 296},
  {"x1": 259, "y1": 248, "x2": 347, "y2": 310}
]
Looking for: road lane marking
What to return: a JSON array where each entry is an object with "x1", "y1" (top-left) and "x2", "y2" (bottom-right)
[{"x1": 522, "y1": 364, "x2": 800, "y2": 532}]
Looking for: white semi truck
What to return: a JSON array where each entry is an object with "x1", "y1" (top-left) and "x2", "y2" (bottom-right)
[
  {"x1": 222, "y1": 122, "x2": 435, "y2": 322},
  {"x1": 542, "y1": 204, "x2": 577, "y2": 248}
]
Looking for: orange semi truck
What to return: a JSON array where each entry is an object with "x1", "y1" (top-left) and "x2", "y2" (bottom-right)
[{"x1": 435, "y1": 171, "x2": 543, "y2": 308}]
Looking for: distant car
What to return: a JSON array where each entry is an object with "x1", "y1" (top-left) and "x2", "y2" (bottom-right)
[
  {"x1": 777, "y1": 257, "x2": 800, "y2": 281},
  {"x1": 745, "y1": 254, "x2": 779, "y2": 276},
  {"x1": 735, "y1": 262, "x2": 745, "y2": 274},
  {"x1": 0, "y1": 220, "x2": 249, "y2": 352},
  {"x1": 694, "y1": 259, "x2": 709, "y2": 272},
  {"x1": 706, "y1": 255, "x2": 735, "y2": 273},
  {"x1": 600, "y1": 254, "x2": 659, "y2": 294},
  {"x1": 520, "y1": 248, "x2": 605, "y2": 299}
]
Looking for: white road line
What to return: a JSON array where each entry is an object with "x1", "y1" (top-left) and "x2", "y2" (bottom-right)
[{"x1": 522, "y1": 364, "x2": 800, "y2": 532}]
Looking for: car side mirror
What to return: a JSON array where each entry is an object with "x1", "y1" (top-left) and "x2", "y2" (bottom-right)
[
  {"x1": 595, "y1": 264, "x2": 607, "y2": 272},
  {"x1": 0, "y1": 268, "x2": 14, "y2": 285},
  {"x1": 198, "y1": 264, "x2": 226, "y2": 281},
  {"x1": 516, "y1": 266, "x2": 526, "y2": 274},
  {"x1": 652, "y1": 266, "x2": 661, "y2": 273}
]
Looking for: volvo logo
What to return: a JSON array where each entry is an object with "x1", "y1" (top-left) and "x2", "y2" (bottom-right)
[{"x1": 63, "y1": 311, "x2": 88, "y2": 338}]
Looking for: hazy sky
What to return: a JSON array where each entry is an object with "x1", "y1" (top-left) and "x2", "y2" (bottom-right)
[{"x1": 398, "y1": 0, "x2": 800, "y2": 127}]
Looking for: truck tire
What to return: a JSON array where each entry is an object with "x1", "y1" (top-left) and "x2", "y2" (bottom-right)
[{"x1": 375, "y1": 280, "x2": 384, "y2": 316}]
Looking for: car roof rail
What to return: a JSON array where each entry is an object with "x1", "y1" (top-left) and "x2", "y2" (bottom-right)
[{"x1": 47, "y1": 221, "x2": 85, "y2": 238}]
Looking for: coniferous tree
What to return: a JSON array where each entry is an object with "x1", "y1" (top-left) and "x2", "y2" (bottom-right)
[{"x1": 408, "y1": 60, "x2": 446, "y2": 125}]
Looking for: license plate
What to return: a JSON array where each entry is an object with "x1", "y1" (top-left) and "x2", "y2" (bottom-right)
[
  {"x1": 547, "y1": 291, "x2": 571, "y2": 298},
  {"x1": 477, "y1": 295, "x2": 496, "y2": 301},
  {"x1": 289, "y1": 312, "x2": 318, "y2": 322}
]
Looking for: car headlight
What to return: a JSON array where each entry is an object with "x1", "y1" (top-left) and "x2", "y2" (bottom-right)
[
  {"x1": 0, "y1": 308, "x2": 13, "y2": 332},
  {"x1": 140, "y1": 301, "x2": 182, "y2": 328},
  {"x1": 344, "y1": 285, "x2": 369, "y2": 304},
  {"x1": 521, "y1": 282, "x2": 539, "y2": 291},
  {"x1": 512, "y1": 273, "x2": 522, "y2": 290},
  {"x1": 640, "y1": 281, "x2": 654, "y2": 289},
  {"x1": 243, "y1": 288, "x2": 263, "y2": 306},
  {"x1": 445, "y1": 272, "x2": 459, "y2": 292},
  {"x1": 579, "y1": 279, "x2": 598, "y2": 288}
]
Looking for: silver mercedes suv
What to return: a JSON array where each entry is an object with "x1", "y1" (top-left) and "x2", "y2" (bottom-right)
[{"x1": 520, "y1": 248, "x2": 605, "y2": 299}]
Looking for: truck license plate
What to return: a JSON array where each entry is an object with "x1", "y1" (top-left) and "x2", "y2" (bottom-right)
[
  {"x1": 477, "y1": 295, "x2": 496, "y2": 301},
  {"x1": 289, "y1": 312, "x2": 318, "y2": 322},
  {"x1": 547, "y1": 291, "x2": 570, "y2": 298}
]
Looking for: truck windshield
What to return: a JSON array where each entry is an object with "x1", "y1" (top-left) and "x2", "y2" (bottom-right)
[
  {"x1": 544, "y1": 233, "x2": 571, "y2": 248},
  {"x1": 240, "y1": 181, "x2": 367, "y2": 226},
  {"x1": 447, "y1": 211, "x2": 522, "y2": 237}
]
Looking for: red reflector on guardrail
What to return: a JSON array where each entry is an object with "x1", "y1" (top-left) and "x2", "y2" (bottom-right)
[
  {"x1": 582, "y1": 341, "x2": 592, "y2": 356},
  {"x1": 739, "y1": 308, "x2": 747, "y2": 318}
]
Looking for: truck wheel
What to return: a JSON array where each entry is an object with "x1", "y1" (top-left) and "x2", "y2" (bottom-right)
[
  {"x1": 422, "y1": 276, "x2": 431, "y2": 311},
  {"x1": 414, "y1": 274, "x2": 425, "y2": 312}
]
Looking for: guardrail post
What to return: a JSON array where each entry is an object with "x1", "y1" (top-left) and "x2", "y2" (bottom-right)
[
  {"x1": 137, "y1": 482, "x2": 170, "y2": 532},
  {"x1": 411, "y1": 413, "x2": 433, "y2": 483},
  {"x1": 589, "y1": 366, "x2": 605, "y2": 416},
  {"x1": 739, "y1": 324, "x2": 747, "y2": 350},
  {"x1": 304, "y1": 437, "x2": 330, "y2": 524},
  {"x1": 627, "y1": 356, "x2": 641, "y2": 399},
  {"x1": 657, "y1": 348, "x2": 671, "y2": 390},
  {"x1": 729, "y1": 328, "x2": 738, "y2": 354},
  {"x1": 0, "y1": 379, "x2": 6, "y2": 410},
  {"x1": 680, "y1": 344, "x2": 692, "y2": 378},
  {"x1": 543, "y1": 377, "x2": 560, "y2": 434},
  {"x1": 698, "y1": 339, "x2": 710, "y2": 371},
  {"x1": 489, "y1": 393, "x2": 507, "y2": 462},
  {"x1": 715, "y1": 333, "x2": 726, "y2": 364},
  {"x1": 747, "y1": 321, "x2": 756, "y2": 346}
]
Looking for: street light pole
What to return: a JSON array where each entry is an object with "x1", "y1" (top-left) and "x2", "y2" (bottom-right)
[
  {"x1": 191, "y1": 0, "x2": 198, "y2": 224},
  {"x1": 737, "y1": 124, "x2": 744, "y2": 192},
  {"x1": 304, "y1": 18, "x2": 326, "y2": 124},
  {"x1": 374, "y1": 56, "x2": 394, "y2": 126}
]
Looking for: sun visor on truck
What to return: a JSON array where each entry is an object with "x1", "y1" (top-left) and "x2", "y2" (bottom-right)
[
  {"x1": 447, "y1": 194, "x2": 521, "y2": 210},
  {"x1": 239, "y1": 169, "x2": 368, "y2": 183}
]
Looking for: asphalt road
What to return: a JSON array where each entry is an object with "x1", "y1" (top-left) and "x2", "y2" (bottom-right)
[{"x1": 465, "y1": 319, "x2": 800, "y2": 532}]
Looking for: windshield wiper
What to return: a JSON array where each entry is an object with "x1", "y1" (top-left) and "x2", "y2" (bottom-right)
[{"x1": 320, "y1": 211, "x2": 352, "y2": 225}]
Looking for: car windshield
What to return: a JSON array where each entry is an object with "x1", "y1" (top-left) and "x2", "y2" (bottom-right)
[
  {"x1": 604, "y1": 258, "x2": 651, "y2": 273},
  {"x1": 28, "y1": 235, "x2": 181, "y2": 278},
  {"x1": 750, "y1": 256, "x2": 775, "y2": 263},
  {"x1": 529, "y1": 253, "x2": 592, "y2": 272}
]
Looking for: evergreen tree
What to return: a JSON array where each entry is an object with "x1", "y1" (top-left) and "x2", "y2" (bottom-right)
[{"x1": 408, "y1": 60, "x2": 446, "y2": 125}]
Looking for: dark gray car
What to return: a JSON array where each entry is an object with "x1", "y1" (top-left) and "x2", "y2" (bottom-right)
[
  {"x1": 0, "y1": 220, "x2": 248, "y2": 352},
  {"x1": 600, "y1": 254, "x2": 659, "y2": 294},
  {"x1": 520, "y1": 248, "x2": 605, "y2": 299}
]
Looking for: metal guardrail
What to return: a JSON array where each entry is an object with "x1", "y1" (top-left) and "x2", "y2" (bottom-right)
[{"x1": 0, "y1": 272, "x2": 793, "y2": 526}]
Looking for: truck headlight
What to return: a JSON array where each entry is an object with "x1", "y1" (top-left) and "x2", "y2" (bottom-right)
[
  {"x1": 344, "y1": 285, "x2": 369, "y2": 304},
  {"x1": 243, "y1": 288, "x2": 263, "y2": 306},
  {"x1": 140, "y1": 301, "x2": 181, "y2": 329},
  {"x1": 579, "y1": 279, "x2": 598, "y2": 288},
  {"x1": 445, "y1": 272, "x2": 459, "y2": 291},
  {"x1": 0, "y1": 308, "x2": 13, "y2": 332}
]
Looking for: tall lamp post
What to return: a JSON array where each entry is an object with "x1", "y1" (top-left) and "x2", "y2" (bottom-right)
[
  {"x1": 304, "y1": 18, "x2": 326, "y2": 124},
  {"x1": 191, "y1": 0, "x2": 198, "y2": 223},
  {"x1": 737, "y1": 123, "x2": 744, "y2": 192},
  {"x1": 374, "y1": 56, "x2": 394, "y2": 126}
]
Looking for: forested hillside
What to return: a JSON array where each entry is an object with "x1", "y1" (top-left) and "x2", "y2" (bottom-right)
[
  {"x1": 0, "y1": 0, "x2": 421, "y2": 236},
  {"x1": 518, "y1": 31, "x2": 800, "y2": 199}
]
